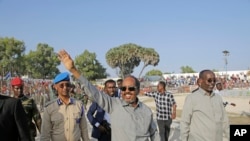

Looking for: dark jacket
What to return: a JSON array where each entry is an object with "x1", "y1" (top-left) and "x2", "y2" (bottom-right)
[
  {"x1": 0, "y1": 95, "x2": 31, "y2": 141},
  {"x1": 87, "y1": 102, "x2": 106, "y2": 139},
  {"x1": 19, "y1": 95, "x2": 42, "y2": 137}
]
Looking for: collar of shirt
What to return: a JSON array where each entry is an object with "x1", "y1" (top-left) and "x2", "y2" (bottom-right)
[
  {"x1": 158, "y1": 91, "x2": 167, "y2": 95},
  {"x1": 121, "y1": 97, "x2": 141, "y2": 108},
  {"x1": 57, "y1": 97, "x2": 75, "y2": 105},
  {"x1": 198, "y1": 87, "x2": 215, "y2": 97}
]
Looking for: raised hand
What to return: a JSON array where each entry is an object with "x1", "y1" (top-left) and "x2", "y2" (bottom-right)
[
  {"x1": 58, "y1": 49, "x2": 81, "y2": 78},
  {"x1": 58, "y1": 50, "x2": 75, "y2": 71}
]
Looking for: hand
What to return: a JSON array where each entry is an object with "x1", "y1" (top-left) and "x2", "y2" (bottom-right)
[
  {"x1": 230, "y1": 103, "x2": 236, "y2": 106},
  {"x1": 58, "y1": 50, "x2": 76, "y2": 72},
  {"x1": 98, "y1": 125, "x2": 108, "y2": 133},
  {"x1": 171, "y1": 112, "x2": 176, "y2": 119}
]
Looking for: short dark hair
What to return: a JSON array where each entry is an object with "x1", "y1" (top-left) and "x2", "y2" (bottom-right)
[
  {"x1": 117, "y1": 79, "x2": 123, "y2": 83},
  {"x1": 104, "y1": 79, "x2": 116, "y2": 87},
  {"x1": 158, "y1": 81, "x2": 166, "y2": 89},
  {"x1": 199, "y1": 69, "x2": 212, "y2": 78}
]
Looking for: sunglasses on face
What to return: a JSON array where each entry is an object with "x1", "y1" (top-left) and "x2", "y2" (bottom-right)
[
  {"x1": 58, "y1": 83, "x2": 71, "y2": 88},
  {"x1": 207, "y1": 79, "x2": 216, "y2": 83},
  {"x1": 120, "y1": 86, "x2": 137, "y2": 91}
]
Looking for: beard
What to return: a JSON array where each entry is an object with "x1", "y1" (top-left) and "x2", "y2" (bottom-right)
[{"x1": 123, "y1": 92, "x2": 137, "y2": 105}]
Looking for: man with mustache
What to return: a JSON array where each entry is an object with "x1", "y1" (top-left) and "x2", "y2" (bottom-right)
[
  {"x1": 57, "y1": 49, "x2": 160, "y2": 141},
  {"x1": 180, "y1": 70, "x2": 229, "y2": 141}
]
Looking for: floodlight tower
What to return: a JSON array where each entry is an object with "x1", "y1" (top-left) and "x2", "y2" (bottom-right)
[{"x1": 222, "y1": 50, "x2": 230, "y2": 88}]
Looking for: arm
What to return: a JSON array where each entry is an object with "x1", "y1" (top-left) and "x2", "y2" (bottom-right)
[
  {"x1": 180, "y1": 95, "x2": 193, "y2": 141},
  {"x1": 170, "y1": 94, "x2": 177, "y2": 119},
  {"x1": 149, "y1": 115, "x2": 160, "y2": 141},
  {"x1": 40, "y1": 107, "x2": 52, "y2": 141},
  {"x1": 171, "y1": 104, "x2": 177, "y2": 119},
  {"x1": 87, "y1": 102, "x2": 99, "y2": 126},
  {"x1": 32, "y1": 99, "x2": 42, "y2": 133},
  {"x1": 15, "y1": 99, "x2": 32, "y2": 141},
  {"x1": 144, "y1": 91, "x2": 156, "y2": 97},
  {"x1": 220, "y1": 98, "x2": 230, "y2": 139},
  {"x1": 58, "y1": 49, "x2": 114, "y2": 113}
]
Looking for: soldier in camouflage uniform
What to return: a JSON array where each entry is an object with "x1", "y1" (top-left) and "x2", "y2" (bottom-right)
[
  {"x1": 70, "y1": 84, "x2": 86, "y2": 106},
  {"x1": 70, "y1": 84, "x2": 89, "y2": 110},
  {"x1": 11, "y1": 77, "x2": 42, "y2": 141}
]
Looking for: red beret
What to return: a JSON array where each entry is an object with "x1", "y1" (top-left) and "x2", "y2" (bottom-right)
[{"x1": 11, "y1": 77, "x2": 23, "y2": 86}]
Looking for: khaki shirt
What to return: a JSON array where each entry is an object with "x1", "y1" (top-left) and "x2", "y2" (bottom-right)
[
  {"x1": 40, "y1": 98, "x2": 89, "y2": 141},
  {"x1": 180, "y1": 88, "x2": 229, "y2": 141}
]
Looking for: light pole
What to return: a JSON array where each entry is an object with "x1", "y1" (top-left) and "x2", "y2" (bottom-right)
[{"x1": 222, "y1": 50, "x2": 230, "y2": 89}]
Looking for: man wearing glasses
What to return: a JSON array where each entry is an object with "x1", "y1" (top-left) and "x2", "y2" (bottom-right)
[
  {"x1": 180, "y1": 70, "x2": 229, "y2": 141},
  {"x1": 40, "y1": 72, "x2": 89, "y2": 141},
  {"x1": 57, "y1": 49, "x2": 160, "y2": 141}
]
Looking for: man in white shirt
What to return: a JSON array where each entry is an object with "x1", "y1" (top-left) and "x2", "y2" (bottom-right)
[{"x1": 215, "y1": 82, "x2": 236, "y2": 107}]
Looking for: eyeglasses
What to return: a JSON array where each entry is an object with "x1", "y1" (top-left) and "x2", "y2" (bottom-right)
[
  {"x1": 59, "y1": 83, "x2": 71, "y2": 88},
  {"x1": 207, "y1": 79, "x2": 216, "y2": 83},
  {"x1": 120, "y1": 86, "x2": 137, "y2": 91}
]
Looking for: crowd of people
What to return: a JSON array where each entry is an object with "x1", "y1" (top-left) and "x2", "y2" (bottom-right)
[
  {"x1": 1, "y1": 49, "x2": 249, "y2": 141},
  {"x1": 165, "y1": 72, "x2": 250, "y2": 90}
]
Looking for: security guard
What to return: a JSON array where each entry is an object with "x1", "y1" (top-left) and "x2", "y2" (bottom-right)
[
  {"x1": 40, "y1": 72, "x2": 89, "y2": 141},
  {"x1": 11, "y1": 77, "x2": 42, "y2": 141}
]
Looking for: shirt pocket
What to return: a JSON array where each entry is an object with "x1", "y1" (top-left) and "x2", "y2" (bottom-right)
[
  {"x1": 51, "y1": 116, "x2": 64, "y2": 130},
  {"x1": 73, "y1": 112, "x2": 81, "y2": 124}
]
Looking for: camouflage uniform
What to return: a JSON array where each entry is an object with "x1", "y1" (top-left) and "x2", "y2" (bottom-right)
[
  {"x1": 72, "y1": 93, "x2": 84, "y2": 102},
  {"x1": 20, "y1": 95, "x2": 42, "y2": 141},
  {"x1": 71, "y1": 92, "x2": 89, "y2": 110},
  {"x1": 82, "y1": 94, "x2": 89, "y2": 110}
]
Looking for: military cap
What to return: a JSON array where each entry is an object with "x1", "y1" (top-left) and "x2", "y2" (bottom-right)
[
  {"x1": 53, "y1": 72, "x2": 70, "y2": 84},
  {"x1": 11, "y1": 77, "x2": 23, "y2": 86}
]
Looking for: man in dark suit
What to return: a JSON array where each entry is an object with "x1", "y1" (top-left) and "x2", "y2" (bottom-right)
[
  {"x1": 0, "y1": 94, "x2": 31, "y2": 141},
  {"x1": 87, "y1": 79, "x2": 117, "y2": 141},
  {"x1": 116, "y1": 79, "x2": 123, "y2": 98}
]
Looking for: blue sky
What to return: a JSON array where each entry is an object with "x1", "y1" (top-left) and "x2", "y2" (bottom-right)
[{"x1": 0, "y1": 0, "x2": 249, "y2": 77}]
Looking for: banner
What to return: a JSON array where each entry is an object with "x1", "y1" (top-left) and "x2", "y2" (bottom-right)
[{"x1": 4, "y1": 71, "x2": 11, "y2": 80}]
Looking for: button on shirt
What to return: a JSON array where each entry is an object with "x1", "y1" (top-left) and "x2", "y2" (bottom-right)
[
  {"x1": 180, "y1": 88, "x2": 229, "y2": 141},
  {"x1": 79, "y1": 76, "x2": 160, "y2": 141},
  {"x1": 40, "y1": 98, "x2": 89, "y2": 141}
]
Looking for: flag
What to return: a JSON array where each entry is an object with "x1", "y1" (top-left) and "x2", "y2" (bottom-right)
[{"x1": 4, "y1": 71, "x2": 11, "y2": 80}]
